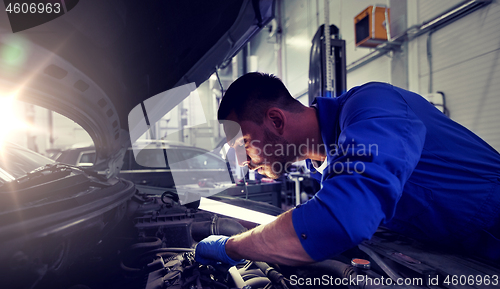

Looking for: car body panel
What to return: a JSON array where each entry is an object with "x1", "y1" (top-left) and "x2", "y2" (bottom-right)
[
  {"x1": 56, "y1": 145, "x2": 232, "y2": 189},
  {"x1": 0, "y1": 143, "x2": 137, "y2": 288}
]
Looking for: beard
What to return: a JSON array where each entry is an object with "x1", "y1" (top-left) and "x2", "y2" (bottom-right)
[{"x1": 248, "y1": 128, "x2": 292, "y2": 179}]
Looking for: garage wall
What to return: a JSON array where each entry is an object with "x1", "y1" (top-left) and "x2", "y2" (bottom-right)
[
  {"x1": 247, "y1": 0, "x2": 500, "y2": 152},
  {"x1": 51, "y1": 109, "x2": 93, "y2": 150},
  {"x1": 250, "y1": 27, "x2": 279, "y2": 75},
  {"x1": 7, "y1": 103, "x2": 92, "y2": 155},
  {"x1": 249, "y1": 0, "x2": 393, "y2": 97},
  {"x1": 413, "y1": 0, "x2": 500, "y2": 150},
  {"x1": 416, "y1": 0, "x2": 464, "y2": 21},
  {"x1": 281, "y1": 0, "x2": 315, "y2": 96},
  {"x1": 346, "y1": 56, "x2": 391, "y2": 88}
]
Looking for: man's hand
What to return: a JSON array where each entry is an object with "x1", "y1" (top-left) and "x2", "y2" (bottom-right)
[
  {"x1": 195, "y1": 235, "x2": 245, "y2": 266},
  {"x1": 196, "y1": 211, "x2": 314, "y2": 266}
]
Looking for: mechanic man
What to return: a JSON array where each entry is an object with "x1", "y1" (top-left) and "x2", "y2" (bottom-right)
[{"x1": 195, "y1": 72, "x2": 500, "y2": 266}]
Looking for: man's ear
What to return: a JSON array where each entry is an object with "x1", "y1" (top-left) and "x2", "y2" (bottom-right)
[{"x1": 266, "y1": 108, "x2": 285, "y2": 134}]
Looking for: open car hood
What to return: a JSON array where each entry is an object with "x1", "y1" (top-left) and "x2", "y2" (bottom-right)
[{"x1": 0, "y1": 0, "x2": 274, "y2": 177}]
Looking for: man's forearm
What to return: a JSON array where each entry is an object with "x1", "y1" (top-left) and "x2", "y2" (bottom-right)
[{"x1": 224, "y1": 210, "x2": 315, "y2": 266}]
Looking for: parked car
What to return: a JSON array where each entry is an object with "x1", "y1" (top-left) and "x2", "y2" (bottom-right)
[
  {"x1": 55, "y1": 141, "x2": 233, "y2": 188},
  {"x1": 55, "y1": 145, "x2": 96, "y2": 167}
]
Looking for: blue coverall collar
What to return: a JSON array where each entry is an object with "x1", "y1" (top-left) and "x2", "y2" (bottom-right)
[{"x1": 312, "y1": 97, "x2": 342, "y2": 166}]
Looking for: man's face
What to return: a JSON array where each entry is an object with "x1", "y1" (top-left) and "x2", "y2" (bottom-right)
[{"x1": 223, "y1": 119, "x2": 292, "y2": 179}]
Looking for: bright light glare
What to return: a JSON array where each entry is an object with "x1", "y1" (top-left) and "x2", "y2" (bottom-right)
[
  {"x1": 286, "y1": 35, "x2": 312, "y2": 49},
  {"x1": 199, "y1": 197, "x2": 278, "y2": 225},
  {"x1": 0, "y1": 93, "x2": 29, "y2": 145}
]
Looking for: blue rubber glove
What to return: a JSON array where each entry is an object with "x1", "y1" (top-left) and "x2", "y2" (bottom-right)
[{"x1": 195, "y1": 235, "x2": 245, "y2": 266}]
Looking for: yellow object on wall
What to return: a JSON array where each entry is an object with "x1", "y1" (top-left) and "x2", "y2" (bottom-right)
[{"x1": 354, "y1": 6, "x2": 390, "y2": 48}]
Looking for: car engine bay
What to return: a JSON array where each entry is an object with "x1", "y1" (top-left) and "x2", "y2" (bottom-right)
[
  {"x1": 24, "y1": 189, "x2": 492, "y2": 289},
  {"x1": 0, "y1": 160, "x2": 497, "y2": 289}
]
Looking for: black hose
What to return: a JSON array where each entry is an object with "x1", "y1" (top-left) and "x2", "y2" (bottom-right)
[
  {"x1": 120, "y1": 261, "x2": 141, "y2": 273},
  {"x1": 121, "y1": 237, "x2": 164, "y2": 269},
  {"x1": 191, "y1": 217, "x2": 247, "y2": 242},
  {"x1": 244, "y1": 277, "x2": 271, "y2": 288},
  {"x1": 254, "y1": 262, "x2": 297, "y2": 289},
  {"x1": 137, "y1": 247, "x2": 194, "y2": 259},
  {"x1": 304, "y1": 259, "x2": 352, "y2": 279},
  {"x1": 127, "y1": 237, "x2": 162, "y2": 252}
]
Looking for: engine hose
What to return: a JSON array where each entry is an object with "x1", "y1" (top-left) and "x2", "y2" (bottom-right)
[
  {"x1": 122, "y1": 237, "x2": 164, "y2": 270},
  {"x1": 127, "y1": 237, "x2": 163, "y2": 252},
  {"x1": 156, "y1": 252, "x2": 177, "y2": 259},
  {"x1": 191, "y1": 217, "x2": 247, "y2": 241},
  {"x1": 228, "y1": 266, "x2": 247, "y2": 289},
  {"x1": 120, "y1": 261, "x2": 141, "y2": 273},
  {"x1": 244, "y1": 277, "x2": 271, "y2": 288},
  {"x1": 239, "y1": 268, "x2": 266, "y2": 279},
  {"x1": 137, "y1": 248, "x2": 194, "y2": 259},
  {"x1": 303, "y1": 260, "x2": 351, "y2": 279},
  {"x1": 254, "y1": 262, "x2": 296, "y2": 289},
  {"x1": 242, "y1": 274, "x2": 266, "y2": 281}
]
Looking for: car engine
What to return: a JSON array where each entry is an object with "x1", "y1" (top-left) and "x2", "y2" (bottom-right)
[
  {"x1": 116, "y1": 191, "x2": 299, "y2": 289},
  {"x1": 91, "y1": 190, "x2": 354, "y2": 289},
  {"x1": 11, "y1": 189, "x2": 497, "y2": 289}
]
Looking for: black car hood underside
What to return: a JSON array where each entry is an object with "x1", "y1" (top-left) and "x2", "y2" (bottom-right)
[
  {"x1": 0, "y1": 0, "x2": 274, "y2": 176},
  {"x1": 48, "y1": 0, "x2": 244, "y2": 124}
]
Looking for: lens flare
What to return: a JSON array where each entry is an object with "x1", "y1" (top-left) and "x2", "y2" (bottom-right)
[
  {"x1": 0, "y1": 35, "x2": 30, "y2": 76},
  {"x1": 0, "y1": 92, "x2": 29, "y2": 145}
]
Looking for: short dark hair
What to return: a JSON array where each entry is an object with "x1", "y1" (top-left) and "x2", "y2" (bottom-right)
[{"x1": 218, "y1": 72, "x2": 305, "y2": 124}]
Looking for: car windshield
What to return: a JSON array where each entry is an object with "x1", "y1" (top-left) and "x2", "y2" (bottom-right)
[{"x1": 0, "y1": 142, "x2": 55, "y2": 182}]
